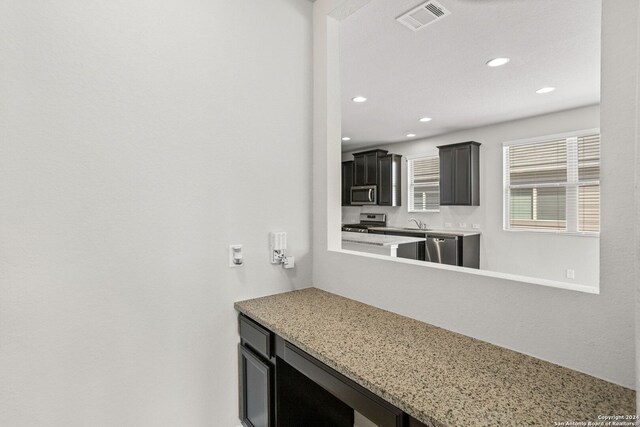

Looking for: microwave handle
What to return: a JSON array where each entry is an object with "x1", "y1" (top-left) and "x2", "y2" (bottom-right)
[{"x1": 368, "y1": 188, "x2": 373, "y2": 202}]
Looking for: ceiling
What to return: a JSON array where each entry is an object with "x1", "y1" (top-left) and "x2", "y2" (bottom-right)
[{"x1": 339, "y1": 0, "x2": 601, "y2": 150}]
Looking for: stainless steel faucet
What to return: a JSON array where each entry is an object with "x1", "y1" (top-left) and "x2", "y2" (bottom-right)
[{"x1": 409, "y1": 218, "x2": 427, "y2": 229}]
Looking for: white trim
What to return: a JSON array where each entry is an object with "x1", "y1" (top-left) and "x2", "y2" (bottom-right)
[
  {"x1": 320, "y1": 0, "x2": 600, "y2": 294},
  {"x1": 504, "y1": 228, "x2": 599, "y2": 238},
  {"x1": 336, "y1": 249, "x2": 599, "y2": 294},
  {"x1": 502, "y1": 128, "x2": 600, "y2": 147},
  {"x1": 503, "y1": 130, "x2": 601, "y2": 235},
  {"x1": 407, "y1": 153, "x2": 440, "y2": 213},
  {"x1": 407, "y1": 209, "x2": 440, "y2": 213}
]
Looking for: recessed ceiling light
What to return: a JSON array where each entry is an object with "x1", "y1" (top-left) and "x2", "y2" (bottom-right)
[
  {"x1": 419, "y1": 117, "x2": 432, "y2": 122},
  {"x1": 406, "y1": 133, "x2": 416, "y2": 138},
  {"x1": 341, "y1": 137, "x2": 351, "y2": 141},
  {"x1": 352, "y1": 96, "x2": 367, "y2": 103},
  {"x1": 486, "y1": 57, "x2": 510, "y2": 67},
  {"x1": 536, "y1": 87, "x2": 556, "y2": 94}
]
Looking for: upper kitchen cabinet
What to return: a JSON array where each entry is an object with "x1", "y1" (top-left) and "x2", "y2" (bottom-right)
[
  {"x1": 353, "y1": 149, "x2": 388, "y2": 186},
  {"x1": 438, "y1": 142, "x2": 481, "y2": 206},
  {"x1": 341, "y1": 161, "x2": 354, "y2": 206},
  {"x1": 378, "y1": 154, "x2": 402, "y2": 206}
]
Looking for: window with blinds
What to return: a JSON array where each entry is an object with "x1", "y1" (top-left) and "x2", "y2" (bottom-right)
[
  {"x1": 408, "y1": 155, "x2": 439, "y2": 212},
  {"x1": 503, "y1": 131, "x2": 600, "y2": 234}
]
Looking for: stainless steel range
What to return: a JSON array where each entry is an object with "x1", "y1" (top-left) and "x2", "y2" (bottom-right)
[{"x1": 341, "y1": 213, "x2": 386, "y2": 233}]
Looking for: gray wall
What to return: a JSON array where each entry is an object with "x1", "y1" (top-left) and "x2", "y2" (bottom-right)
[
  {"x1": 313, "y1": 0, "x2": 639, "y2": 389},
  {"x1": 0, "y1": 1, "x2": 313, "y2": 426},
  {"x1": 342, "y1": 105, "x2": 600, "y2": 287}
]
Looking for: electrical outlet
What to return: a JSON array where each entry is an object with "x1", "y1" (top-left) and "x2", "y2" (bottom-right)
[
  {"x1": 472, "y1": 224, "x2": 481, "y2": 229},
  {"x1": 229, "y1": 244, "x2": 243, "y2": 267},
  {"x1": 566, "y1": 269, "x2": 575, "y2": 279},
  {"x1": 459, "y1": 223, "x2": 467, "y2": 228},
  {"x1": 444, "y1": 222, "x2": 452, "y2": 228}
]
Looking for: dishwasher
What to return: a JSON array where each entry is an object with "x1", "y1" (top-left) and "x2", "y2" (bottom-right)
[{"x1": 425, "y1": 234, "x2": 459, "y2": 266}]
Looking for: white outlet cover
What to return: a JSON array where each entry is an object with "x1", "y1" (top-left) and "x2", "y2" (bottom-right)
[{"x1": 229, "y1": 244, "x2": 243, "y2": 268}]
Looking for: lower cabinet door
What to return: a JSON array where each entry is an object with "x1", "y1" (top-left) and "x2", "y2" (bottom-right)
[
  {"x1": 396, "y1": 242, "x2": 418, "y2": 260},
  {"x1": 239, "y1": 345, "x2": 273, "y2": 427}
]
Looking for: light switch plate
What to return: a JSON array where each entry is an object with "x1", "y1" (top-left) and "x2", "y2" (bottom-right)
[{"x1": 229, "y1": 244, "x2": 243, "y2": 267}]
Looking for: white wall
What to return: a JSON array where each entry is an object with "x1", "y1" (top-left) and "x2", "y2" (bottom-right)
[
  {"x1": 635, "y1": 0, "x2": 640, "y2": 408},
  {"x1": 342, "y1": 105, "x2": 600, "y2": 287},
  {"x1": 0, "y1": 1, "x2": 312, "y2": 426},
  {"x1": 314, "y1": 0, "x2": 639, "y2": 389}
]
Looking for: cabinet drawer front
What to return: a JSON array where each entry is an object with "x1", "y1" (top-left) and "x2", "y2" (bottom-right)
[
  {"x1": 240, "y1": 315, "x2": 272, "y2": 359},
  {"x1": 282, "y1": 341, "x2": 403, "y2": 427}
]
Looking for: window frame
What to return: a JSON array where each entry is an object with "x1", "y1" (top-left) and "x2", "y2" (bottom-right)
[
  {"x1": 502, "y1": 128, "x2": 600, "y2": 237},
  {"x1": 407, "y1": 153, "x2": 440, "y2": 213}
]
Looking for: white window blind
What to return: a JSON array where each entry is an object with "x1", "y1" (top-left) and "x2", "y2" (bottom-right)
[
  {"x1": 408, "y1": 155, "x2": 439, "y2": 212},
  {"x1": 503, "y1": 131, "x2": 600, "y2": 234},
  {"x1": 577, "y1": 134, "x2": 600, "y2": 232}
]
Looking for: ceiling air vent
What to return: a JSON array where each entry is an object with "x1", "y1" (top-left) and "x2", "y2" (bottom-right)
[{"x1": 396, "y1": 1, "x2": 451, "y2": 32}]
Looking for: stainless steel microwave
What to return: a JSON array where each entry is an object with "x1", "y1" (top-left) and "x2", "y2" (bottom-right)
[{"x1": 351, "y1": 185, "x2": 377, "y2": 205}]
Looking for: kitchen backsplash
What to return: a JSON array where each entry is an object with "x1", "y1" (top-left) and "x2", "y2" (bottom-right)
[{"x1": 342, "y1": 205, "x2": 483, "y2": 232}]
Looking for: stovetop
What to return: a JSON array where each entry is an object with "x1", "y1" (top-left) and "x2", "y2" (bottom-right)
[
  {"x1": 342, "y1": 213, "x2": 387, "y2": 233},
  {"x1": 342, "y1": 224, "x2": 371, "y2": 233}
]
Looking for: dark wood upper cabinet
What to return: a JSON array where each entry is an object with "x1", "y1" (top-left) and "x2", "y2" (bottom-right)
[
  {"x1": 353, "y1": 149, "x2": 388, "y2": 186},
  {"x1": 353, "y1": 155, "x2": 366, "y2": 186},
  {"x1": 341, "y1": 161, "x2": 354, "y2": 206},
  {"x1": 438, "y1": 147, "x2": 456, "y2": 205},
  {"x1": 377, "y1": 154, "x2": 402, "y2": 206},
  {"x1": 438, "y1": 141, "x2": 480, "y2": 206}
]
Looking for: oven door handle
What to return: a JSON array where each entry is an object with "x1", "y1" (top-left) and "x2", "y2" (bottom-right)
[{"x1": 368, "y1": 188, "x2": 374, "y2": 202}]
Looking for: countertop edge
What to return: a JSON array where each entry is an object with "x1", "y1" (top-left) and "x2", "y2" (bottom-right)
[{"x1": 368, "y1": 227, "x2": 481, "y2": 237}]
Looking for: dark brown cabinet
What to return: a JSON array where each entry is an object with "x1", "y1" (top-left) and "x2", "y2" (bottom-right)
[
  {"x1": 341, "y1": 161, "x2": 354, "y2": 206},
  {"x1": 239, "y1": 316, "x2": 274, "y2": 427},
  {"x1": 239, "y1": 315, "x2": 354, "y2": 427},
  {"x1": 378, "y1": 154, "x2": 402, "y2": 206},
  {"x1": 353, "y1": 149, "x2": 388, "y2": 186},
  {"x1": 346, "y1": 149, "x2": 401, "y2": 206},
  {"x1": 437, "y1": 141, "x2": 480, "y2": 206},
  {"x1": 239, "y1": 346, "x2": 273, "y2": 427},
  {"x1": 239, "y1": 313, "x2": 425, "y2": 427}
]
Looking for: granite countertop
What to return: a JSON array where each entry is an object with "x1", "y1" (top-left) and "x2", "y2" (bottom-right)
[
  {"x1": 235, "y1": 288, "x2": 635, "y2": 427},
  {"x1": 342, "y1": 231, "x2": 426, "y2": 246},
  {"x1": 369, "y1": 226, "x2": 481, "y2": 237}
]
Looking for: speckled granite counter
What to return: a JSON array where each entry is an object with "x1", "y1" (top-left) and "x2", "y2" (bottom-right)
[
  {"x1": 342, "y1": 231, "x2": 426, "y2": 246},
  {"x1": 369, "y1": 226, "x2": 481, "y2": 237},
  {"x1": 235, "y1": 288, "x2": 635, "y2": 427}
]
